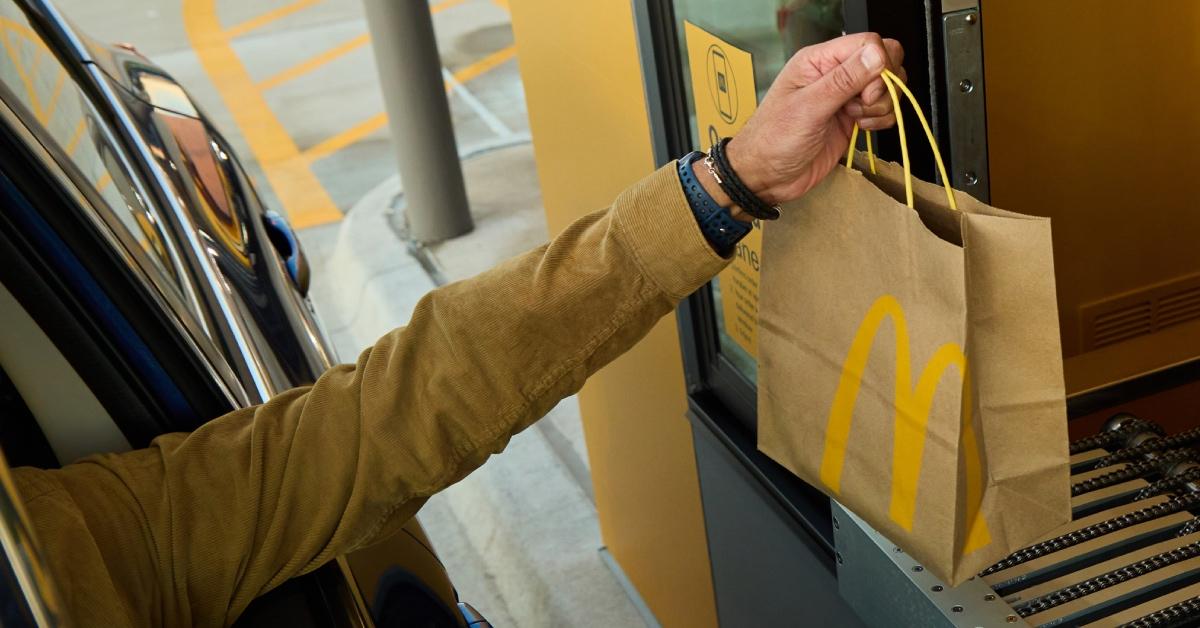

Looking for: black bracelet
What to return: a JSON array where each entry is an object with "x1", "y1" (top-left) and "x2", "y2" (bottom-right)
[{"x1": 709, "y1": 137, "x2": 780, "y2": 221}]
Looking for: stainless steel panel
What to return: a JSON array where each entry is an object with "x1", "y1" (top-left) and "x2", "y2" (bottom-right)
[
  {"x1": 833, "y1": 502, "x2": 1026, "y2": 627},
  {"x1": 942, "y1": 8, "x2": 990, "y2": 202}
]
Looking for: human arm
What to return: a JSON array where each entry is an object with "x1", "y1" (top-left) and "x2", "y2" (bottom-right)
[{"x1": 12, "y1": 32, "x2": 905, "y2": 626}]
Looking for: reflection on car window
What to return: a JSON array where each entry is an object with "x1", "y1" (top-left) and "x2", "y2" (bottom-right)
[{"x1": 0, "y1": 4, "x2": 182, "y2": 292}]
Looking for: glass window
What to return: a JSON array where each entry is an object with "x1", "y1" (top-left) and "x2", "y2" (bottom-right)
[
  {"x1": 0, "y1": 3, "x2": 184, "y2": 295},
  {"x1": 673, "y1": 0, "x2": 845, "y2": 385}
]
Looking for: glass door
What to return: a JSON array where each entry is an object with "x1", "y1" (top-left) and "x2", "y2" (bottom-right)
[
  {"x1": 683, "y1": 1, "x2": 844, "y2": 389},
  {"x1": 649, "y1": 0, "x2": 939, "y2": 432},
  {"x1": 656, "y1": 1, "x2": 845, "y2": 430},
  {"x1": 643, "y1": 0, "x2": 943, "y2": 575}
]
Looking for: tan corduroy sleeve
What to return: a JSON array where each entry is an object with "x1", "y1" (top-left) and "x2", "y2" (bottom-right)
[{"x1": 12, "y1": 163, "x2": 730, "y2": 626}]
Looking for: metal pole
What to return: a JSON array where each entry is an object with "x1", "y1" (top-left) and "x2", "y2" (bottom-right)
[{"x1": 362, "y1": 0, "x2": 473, "y2": 242}]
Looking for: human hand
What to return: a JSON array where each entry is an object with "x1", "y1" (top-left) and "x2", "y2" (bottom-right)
[{"x1": 696, "y1": 33, "x2": 905, "y2": 216}]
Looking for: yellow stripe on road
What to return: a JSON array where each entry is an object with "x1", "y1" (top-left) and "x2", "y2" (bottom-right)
[
  {"x1": 452, "y1": 44, "x2": 515, "y2": 84},
  {"x1": 224, "y1": 0, "x2": 324, "y2": 39},
  {"x1": 303, "y1": 113, "x2": 386, "y2": 164},
  {"x1": 188, "y1": 0, "x2": 513, "y2": 227},
  {"x1": 258, "y1": 33, "x2": 368, "y2": 91},
  {"x1": 183, "y1": 0, "x2": 341, "y2": 228},
  {"x1": 301, "y1": 44, "x2": 518, "y2": 164},
  {"x1": 256, "y1": 0, "x2": 467, "y2": 92}
]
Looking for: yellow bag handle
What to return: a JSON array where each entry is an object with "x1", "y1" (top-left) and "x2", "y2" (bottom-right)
[{"x1": 845, "y1": 69, "x2": 957, "y2": 211}]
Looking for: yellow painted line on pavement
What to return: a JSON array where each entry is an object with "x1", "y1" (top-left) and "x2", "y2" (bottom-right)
[
  {"x1": 452, "y1": 44, "x2": 515, "y2": 84},
  {"x1": 258, "y1": 33, "x2": 368, "y2": 91},
  {"x1": 224, "y1": 0, "x2": 323, "y2": 39},
  {"x1": 183, "y1": 0, "x2": 341, "y2": 228},
  {"x1": 255, "y1": 0, "x2": 467, "y2": 92},
  {"x1": 304, "y1": 113, "x2": 385, "y2": 164},
  {"x1": 255, "y1": 0, "x2": 464, "y2": 92},
  {"x1": 301, "y1": 43, "x2": 517, "y2": 164}
]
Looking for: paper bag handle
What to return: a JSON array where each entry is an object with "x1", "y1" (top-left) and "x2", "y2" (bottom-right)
[{"x1": 844, "y1": 69, "x2": 958, "y2": 211}]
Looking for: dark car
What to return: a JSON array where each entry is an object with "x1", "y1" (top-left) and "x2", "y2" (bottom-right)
[{"x1": 0, "y1": 0, "x2": 485, "y2": 625}]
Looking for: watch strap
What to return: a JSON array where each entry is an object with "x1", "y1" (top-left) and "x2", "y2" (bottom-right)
[{"x1": 677, "y1": 151, "x2": 752, "y2": 256}]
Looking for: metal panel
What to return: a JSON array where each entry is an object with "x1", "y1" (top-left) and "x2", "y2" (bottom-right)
[
  {"x1": 690, "y1": 418, "x2": 863, "y2": 627},
  {"x1": 833, "y1": 503, "x2": 1026, "y2": 627},
  {"x1": 942, "y1": 0, "x2": 980, "y2": 13},
  {"x1": 942, "y1": 7, "x2": 990, "y2": 202}
]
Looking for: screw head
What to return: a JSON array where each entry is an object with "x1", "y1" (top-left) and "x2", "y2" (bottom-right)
[
  {"x1": 952, "y1": 606, "x2": 965, "y2": 613},
  {"x1": 912, "y1": 565, "x2": 924, "y2": 572},
  {"x1": 984, "y1": 594, "x2": 997, "y2": 601},
  {"x1": 965, "y1": 12, "x2": 978, "y2": 24},
  {"x1": 959, "y1": 79, "x2": 974, "y2": 93},
  {"x1": 1007, "y1": 615, "x2": 1019, "y2": 623},
  {"x1": 964, "y1": 171, "x2": 980, "y2": 186},
  {"x1": 932, "y1": 585, "x2": 944, "y2": 592}
]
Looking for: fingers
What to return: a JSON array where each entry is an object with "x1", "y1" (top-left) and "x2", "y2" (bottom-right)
[
  {"x1": 801, "y1": 32, "x2": 892, "y2": 70},
  {"x1": 843, "y1": 97, "x2": 892, "y2": 119},
  {"x1": 861, "y1": 41, "x2": 905, "y2": 104},
  {"x1": 858, "y1": 113, "x2": 896, "y2": 131},
  {"x1": 799, "y1": 39, "x2": 890, "y2": 119}
]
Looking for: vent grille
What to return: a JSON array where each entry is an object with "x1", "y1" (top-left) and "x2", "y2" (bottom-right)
[{"x1": 1082, "y1": 273, "x2": 1200, "y2": 350}]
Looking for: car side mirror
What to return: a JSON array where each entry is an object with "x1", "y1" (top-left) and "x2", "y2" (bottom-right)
[{"x1": 261, "y1": 210, "x2": 310, "y2": 297}]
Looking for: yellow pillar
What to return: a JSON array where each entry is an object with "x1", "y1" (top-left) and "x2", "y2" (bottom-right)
[{"x1": 508, "y1": 3, "x2": 719, "y2": 626}]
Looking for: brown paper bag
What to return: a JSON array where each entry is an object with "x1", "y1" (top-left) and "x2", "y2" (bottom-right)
[{"x1": 757, "y1": 74, "x2": 1070, "y2": 585}]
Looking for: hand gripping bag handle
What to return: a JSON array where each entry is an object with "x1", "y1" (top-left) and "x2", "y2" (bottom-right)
[{"x1": 845, "y1": 69, "x2": 957, "y2": 211}]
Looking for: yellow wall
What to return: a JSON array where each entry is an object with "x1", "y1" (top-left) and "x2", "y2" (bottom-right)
[{"x1": 508, "y1": 3, "x2": 718, "y2": 626}]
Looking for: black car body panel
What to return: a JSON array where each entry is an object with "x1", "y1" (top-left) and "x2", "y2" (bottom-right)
[{"x1": 0, "y1": 1, "x2": 469, "y2": 625}]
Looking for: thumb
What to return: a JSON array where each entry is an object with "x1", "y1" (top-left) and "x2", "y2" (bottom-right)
[{"x1": 803, "y1": 44, "x2": 887, "y2": 119}]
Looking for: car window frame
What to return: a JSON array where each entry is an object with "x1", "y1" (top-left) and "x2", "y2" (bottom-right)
[
  {"x1": 0, "y1": 81, "x2": 247, "y2": 416},
  {"x1": 0, "y1": 1, "x2": 209, "y2": 327}
]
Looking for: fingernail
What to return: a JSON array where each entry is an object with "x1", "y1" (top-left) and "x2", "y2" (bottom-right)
[{"x1": 861, "y1": 45, "x2": 884, "y2": 71}]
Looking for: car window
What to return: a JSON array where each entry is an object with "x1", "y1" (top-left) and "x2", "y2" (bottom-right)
[{"x1": 0, "y1": 4, "x2": 185, "y2": 296}]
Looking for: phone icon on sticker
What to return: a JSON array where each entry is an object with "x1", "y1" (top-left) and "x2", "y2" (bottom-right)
[{"x1": 707, "y1": 45, "x2": 738, "y2": 124}]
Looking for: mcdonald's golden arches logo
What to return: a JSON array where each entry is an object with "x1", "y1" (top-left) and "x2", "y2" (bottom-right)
[{"x1": 819, "y1": 294, "x2": 991, "y2": 555}]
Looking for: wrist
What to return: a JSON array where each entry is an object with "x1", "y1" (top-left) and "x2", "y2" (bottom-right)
[
  {"x1": 724, "y1": 136, "x2": 778, "y2": 206},
  {"x1": 692, "y1": 156, "x2": 753, "y2": 223}
]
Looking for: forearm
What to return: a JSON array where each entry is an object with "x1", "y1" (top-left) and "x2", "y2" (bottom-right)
[
  {"x1": 301, "y1": 160, "x2": 731, "y2": 549},
  {"x1": 33, "y1": 162, "x2": 728, "y2": 624}
]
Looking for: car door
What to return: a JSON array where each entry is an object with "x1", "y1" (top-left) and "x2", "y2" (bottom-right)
[
  {"x1": 20, "y1": 0, "x2": 336, "y2": 403},
  {"x1": 0, "y1": 0, "x2": 244, "y2": 443},
  {"x1": 0, "y1": 3, "x2": 468, "y2": 626},
  {"x1": 0, "y1": 2, "x2": 374, "y2": 625}
]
